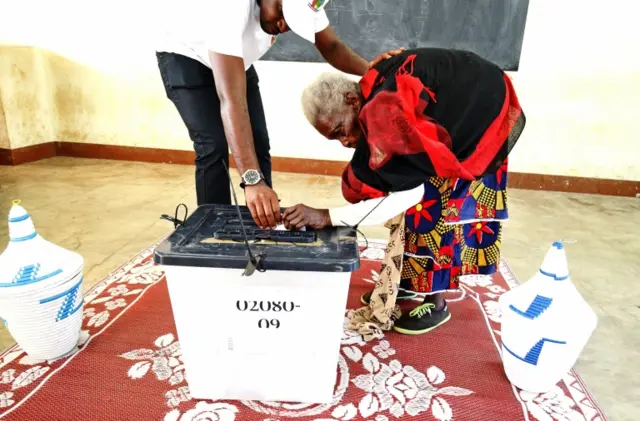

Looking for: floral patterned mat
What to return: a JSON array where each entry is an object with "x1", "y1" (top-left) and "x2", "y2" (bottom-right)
[{"x1": 0, "y1": 240, "x2": 608, "y2": 420}]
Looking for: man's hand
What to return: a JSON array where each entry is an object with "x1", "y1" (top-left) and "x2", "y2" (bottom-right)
[
  {"x1": 315, "y1": 26, "x2": 370, "y2": 76},
  {"x1": 282, "y1": 204, "x2": 331, "y2": 230},
  {"x1": 245, "y1": 182, "x2": 281, "y2": 229},
  {"x1": 369, "y1": 47, "x2": 406, "y2": 69}
]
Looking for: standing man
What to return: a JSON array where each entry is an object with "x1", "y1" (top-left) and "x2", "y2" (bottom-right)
[{"x1": 156, "y1": 0, "x2": 402, "y2": 228}]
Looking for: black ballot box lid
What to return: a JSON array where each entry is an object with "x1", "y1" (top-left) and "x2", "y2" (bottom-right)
[{"x1": 154, "y1": 205, "x2": 361, "y2": 273}]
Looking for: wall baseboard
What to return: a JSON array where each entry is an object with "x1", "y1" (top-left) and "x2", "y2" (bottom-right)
[
  {"x1": 1, "y1": 142, "x2": 638, "y2": 197},
  {"x1": 0, "y1": 148, "x2": 12, "y2": 166}
]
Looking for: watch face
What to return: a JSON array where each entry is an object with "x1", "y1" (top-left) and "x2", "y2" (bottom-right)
[{"x1": 243, "y1": 170, "x2": 261, "y2": 185}]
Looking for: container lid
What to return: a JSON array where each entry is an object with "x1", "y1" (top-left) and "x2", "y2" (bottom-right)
[
  {"x1": 0, "y1": 200, "x2": 84, "y2": 291},
  {"x1": 538, "y1": 241, "x2": 569, "y2": 281},
  {"x1": 154, "y1": 205, "x2": 360, "y2": 273}
]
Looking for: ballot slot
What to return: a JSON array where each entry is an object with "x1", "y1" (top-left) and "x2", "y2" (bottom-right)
[
  {"x1": 214, "y1": 217, "x2": 316, "y2": 243},
  {"x1": 214, "y1": 228, "x2": 316, "y2": 243}
]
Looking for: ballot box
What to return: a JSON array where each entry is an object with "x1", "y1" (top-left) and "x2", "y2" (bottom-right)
[{"x1": 154, "y1": 204, "x2": 360, "y2": 404}]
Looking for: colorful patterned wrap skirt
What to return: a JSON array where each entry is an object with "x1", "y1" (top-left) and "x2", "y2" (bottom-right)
[{"x1": 400, "y1": 162, "x2": 509, "y2": 294}]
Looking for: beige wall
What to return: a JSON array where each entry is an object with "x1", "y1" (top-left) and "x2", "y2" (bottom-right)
[
  {"x1": 0, "y1": 46, "x2": 188, "y2": 151},
  {"x1": 0, "y1": 98, "x2": 9, "y2": 149},
  {"x1": 0, "y1": 47, "x2": 56, "y2": 149},
  {"x1": 0, "y1": 0, "x2": 638, "y2": 180}
]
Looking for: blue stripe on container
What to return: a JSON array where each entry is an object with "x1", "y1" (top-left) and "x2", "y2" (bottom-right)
[
  {"x1": 0, "y1": 269, "x2": 63, "y2": 288},
  {"x1": 509, "y1": 295, "x2": 553, "y2": 319},
  {"x1": 503, "y1": 338, "x2": 567, "y2": 366},
  {"x1": 56, "y1": 284, "x2": 83, "y2": 321},
  {"x1": 8, "y1": 213, "x2": 30, "y2": 222},
  {"x1": 39, "y1": 278, "x2": 83, "y2": 304},
  {"x1": 10, "y1": 232, "x2": 37, "y2": 242},
  {"x1": 69, "y1": 300, "x2": 83, "y2": 317},
  {"x1": 539, "y1": 269, "x2": 569, "y2": 281}
]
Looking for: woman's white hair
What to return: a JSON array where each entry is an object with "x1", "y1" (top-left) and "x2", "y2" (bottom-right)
[{"x1": 301, "y1": 72, "x2": 361, "y2": 125}]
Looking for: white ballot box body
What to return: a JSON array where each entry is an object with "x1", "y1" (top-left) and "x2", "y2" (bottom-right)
[
  {"x1": 498, "y1": 242, "x2": 597, "y2": 393},
  {"x1": 164, "y1": 265, "x2": 351, "y2": 403},
  {"x1": 154, "y1": 204, "x2": 360, "y2": 404}
]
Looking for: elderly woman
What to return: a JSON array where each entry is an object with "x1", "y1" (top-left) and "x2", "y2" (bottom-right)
[{"x1": 283, "y1": 48, "x2": 525, "y2": 338}]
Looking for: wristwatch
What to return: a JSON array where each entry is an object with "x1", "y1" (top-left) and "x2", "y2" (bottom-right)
[{"x1": 240, "y1": 169, "x2": 263, "y2": 188}]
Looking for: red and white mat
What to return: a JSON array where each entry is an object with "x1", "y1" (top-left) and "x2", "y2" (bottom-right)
[{"x1": 0, "y1": 240, "x2": 608, "y2": 420}]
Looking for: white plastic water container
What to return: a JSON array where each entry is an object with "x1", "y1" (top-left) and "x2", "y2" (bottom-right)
[
  {"x1": 498, "y1": 241, "x2": 597, "y2": 393},
  {"x1": 154, "y1": 204, "x2": 360, "y2": 404},
  {"x1": 0, "y1": 200, "x2": 85, "y2": 360}
]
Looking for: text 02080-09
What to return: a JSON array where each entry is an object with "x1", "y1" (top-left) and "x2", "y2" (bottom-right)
[{"x1": 236, "y1": 300, "x2": 301, "y2": 329}]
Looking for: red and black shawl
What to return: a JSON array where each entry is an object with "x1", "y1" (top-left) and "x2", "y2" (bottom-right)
[{"x1": 342, "y1": 48, "x2": 525, "y2": 204}]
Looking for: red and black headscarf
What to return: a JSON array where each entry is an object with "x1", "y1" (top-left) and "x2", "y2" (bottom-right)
[{"x1": 342, "y1": 48, "x2": 525, "y2": 204}]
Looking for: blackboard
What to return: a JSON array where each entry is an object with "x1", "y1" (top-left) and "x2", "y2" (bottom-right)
[{"x1": 262, "y1": 0, "x2": 530, "y2": 71}]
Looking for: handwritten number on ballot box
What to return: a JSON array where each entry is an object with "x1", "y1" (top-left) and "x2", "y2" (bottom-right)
[{"x1": 236, "y1": 301, "x2": 300, "y2": 328}]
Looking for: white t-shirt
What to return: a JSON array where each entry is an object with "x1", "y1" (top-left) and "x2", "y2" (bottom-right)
[{"x1": 155, "y1": 0, "x2": 330, "y2": 70}]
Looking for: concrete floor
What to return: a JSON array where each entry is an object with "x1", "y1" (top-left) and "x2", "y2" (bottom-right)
[{"x1": 0, "y1": 157, "x2": 638, "y2": 420}]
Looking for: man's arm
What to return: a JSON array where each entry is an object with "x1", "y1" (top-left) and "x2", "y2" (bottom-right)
[
  {"x1": 208, "y1": 52, "x2": 281, "y2": 228},
  {"x1": 208, "y1": 52, "x2": 260, "y2": 175},
  {"x1": 315, "y1": 26, "x2": 407, "y2": 76},
  {"x1": 314, "y1": 26, "x2": 369, "y2": 76}
]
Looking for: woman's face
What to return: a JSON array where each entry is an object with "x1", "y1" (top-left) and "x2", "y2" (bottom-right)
[{"x1": 314, "y1": 92, "x2": 362, "y2": 148}]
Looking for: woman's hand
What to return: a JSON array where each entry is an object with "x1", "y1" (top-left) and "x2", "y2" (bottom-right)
[
  {"x1": 282, "y1": 204, "x2": 332, "y2": 230},
  {"x1": 369, "y1": 47, "x2": 406, "y2": 68}
]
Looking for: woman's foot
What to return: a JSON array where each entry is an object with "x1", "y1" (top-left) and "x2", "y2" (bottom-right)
[
  {"x1": 393, "y1": 294, "x2": 451, "y2": 335},
  {"x1": 360, "y1": 289, "x2": 417, "y2": 306}
]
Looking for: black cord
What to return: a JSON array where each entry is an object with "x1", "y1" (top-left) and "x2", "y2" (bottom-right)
[
  {"x1": 340, "y1": 196, "x2": 386, "y2": 253},
  {"x1": 160, "y1": 203, "x2": 189, "y2": 228},
  {"x1": 341, "y1": 180, "x2": 422, "y2": 252},
  {"x1": 175, "y1": 204, "x2": 188, "y2": 228},
  {"x1": 221, "y1": 161, "x2": 265, "y2": 275}
]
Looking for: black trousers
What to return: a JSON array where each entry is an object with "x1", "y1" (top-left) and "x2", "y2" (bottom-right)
[{"x1": 156, "y1": 52, "x2": 272, "y2": 205}]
